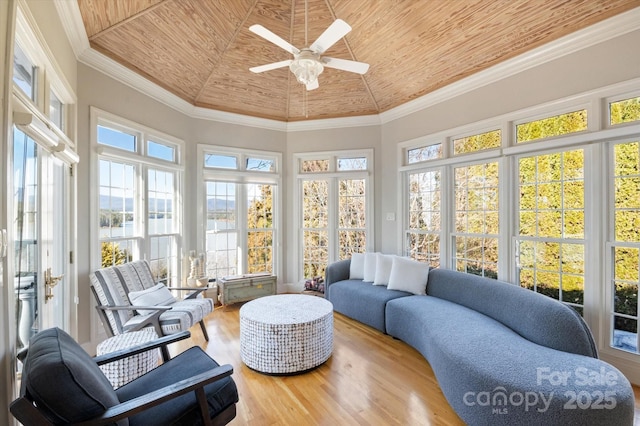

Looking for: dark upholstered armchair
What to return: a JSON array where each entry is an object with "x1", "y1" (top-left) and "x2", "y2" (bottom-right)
[{"x1": 10, "y1": 328, "x2": 238, "y2": 425}]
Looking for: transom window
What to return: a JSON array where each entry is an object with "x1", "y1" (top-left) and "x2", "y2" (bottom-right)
[
  {"x1": 610, "y1": 96, "x2": 640, "y2": 126},
  {"x1": 453, "y1": 129, "x2": 501, "y2": 155},
  {"x1": 13, "y1": 43, "x2": 36, "y2": 101},
  {"x1": 407, "y1": 143, "x2": 442, "y2": 164},
  {"x1": 516, "y1": 109, "x2": 588, "y2": 143}
]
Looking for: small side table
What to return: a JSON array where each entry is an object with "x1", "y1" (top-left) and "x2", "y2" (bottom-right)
[{"x1": 96, "y1": 328, "x2": 160, "y2": 388}]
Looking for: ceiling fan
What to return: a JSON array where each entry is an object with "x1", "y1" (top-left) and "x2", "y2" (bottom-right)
[{"x1": 249, "y1": 18, "x2": 369, "y2": 91}]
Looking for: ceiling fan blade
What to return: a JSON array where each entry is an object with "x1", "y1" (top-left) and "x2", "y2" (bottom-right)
[
  {"x1": 250, "y1": 60, "x2": 293, "y2": 73},
  {"x1": 306, "y1": 80, "x2": 319, "y2": 91},
  {"x1": 310, "y1": 19, "x2": 351, "y2": 54},
  {"x1": 322, "y1": 57, "x2": 369, "y2": 74},
  {"x1": 249, "y1": 24, "x2": 300, "y2": 55}
]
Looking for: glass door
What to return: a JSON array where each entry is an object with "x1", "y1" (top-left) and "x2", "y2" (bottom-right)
[{"x1": 13, "y1": 126, "x2": 68, "y2": 353}]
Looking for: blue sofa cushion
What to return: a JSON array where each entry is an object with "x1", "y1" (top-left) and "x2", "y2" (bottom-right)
[
  {"x1": 116, "y1": 346, "x2": 239, "y2": 426},
  {"x1": 327, "y1": 279, "x2": 411, "y2": 332},
  {"x1": 22, "y1": 327, "x2": 125, "y2": 425},
  {"x1": 426, "y1": 268, "x2": 597, "y2": 357}
]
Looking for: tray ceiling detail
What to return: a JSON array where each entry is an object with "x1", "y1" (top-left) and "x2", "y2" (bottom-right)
[{"x1": 76, "y1": 0, "x2": 639, "y2": 122}]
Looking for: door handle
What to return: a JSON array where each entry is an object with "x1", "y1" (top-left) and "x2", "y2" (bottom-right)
[{"x1": 44, "y1": 267, "x2": 64, "y2": 302}]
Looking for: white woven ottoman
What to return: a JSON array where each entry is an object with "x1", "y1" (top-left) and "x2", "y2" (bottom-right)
[
  {"x1": 96, "y1": 328, "x2": 160, "y2": 388},
  {"x1": 240, "y1": 294, "x2": 333, "y2": 374}
]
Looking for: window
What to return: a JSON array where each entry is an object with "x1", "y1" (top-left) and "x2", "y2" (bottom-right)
[
  {"x1": 296, "y1": 151, "x2": 373, "y2": 278},
  {"x1": 302, "y1": 179, "x2": 328, "y2": 277},
  {"x1": 206, "y1": 182, "x2": 237, "y2": 278},
  {"x1": 148, "y1": 140, "x2": 176, "y2": 162},
  {"x1": 93, "y1": 109, "x2": 183, "y2": 283},
  {"x1": 98, "y1": 125, "x2": 136, "y2": 152},
  {"x1": 516, "y1": 110, "x2": 587, "y2": 143},
  {"x1": 407, "y1": 143, "x2": 442, "y2": 164},
  {"x1": 201, "y1": 147, "x2": 280, "y2": 280},
  {"x1": 247, "y1": 157, "x2": 274, "y2": 172},
  {"x1": 406, "y1": 170, "x2": 441, "y2": 266},
  {"x1": 99, "y1": 159, "x2": 136, "y2": 266},
  {"x1": 204, "y1": 153, "x2": 238, "y2": 169},
  {"x1": 610, "y1": 96, "x2": 640, "y2": 126},
  {"x1": 608, "y1": 140, "x2": 640, "y2": 353},
  {"x1": 453, "y1": 162, "x2": 499, "y2": 278},
  {"x1": 453, "y1": 130, "x2": 501, "y2": 155},
  {"x1": 13, "y1": 43, "x2": 36, "y2": 101},
  {"x1": 516, "y1": 149, "x2": 585, "y2": 314},
  {"x1": 49, "y1": 90, "x2": 64, "y2": 131},
  {"x1": 247, "y1": 184, "x2": 274, "y2": 273}
]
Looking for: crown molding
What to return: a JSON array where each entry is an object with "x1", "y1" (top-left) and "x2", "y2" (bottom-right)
[{"x1": 56, "y1": 3, "x2": 640, "y2": 131}]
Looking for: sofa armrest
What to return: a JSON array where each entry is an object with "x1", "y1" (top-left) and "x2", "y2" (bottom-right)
[{"x1": 325, "y1": 259, "x2": 351, "y2": 286}]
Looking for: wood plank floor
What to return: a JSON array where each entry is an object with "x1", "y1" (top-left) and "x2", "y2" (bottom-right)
[{"x1": 175, "y1": 301, "x2": 640, "y2": 425}]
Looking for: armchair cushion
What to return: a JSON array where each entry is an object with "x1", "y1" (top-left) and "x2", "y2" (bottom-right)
[
  {"x1": 116, "y1": 346, "x2": 238, "y2": 426},
  {"x1": 21, "y1": 328, "x2": 125, "y2": 425},
  {"x1": 128, "y1": 283, "x2": 176, "y2": 315}
]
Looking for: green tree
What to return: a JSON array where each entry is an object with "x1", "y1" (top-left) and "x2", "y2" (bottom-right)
[
  {"x1": 247, "y1": 185, "x2": 273, "y2": 273},
  {"x1": 101, "y1": 241, "x2": 131, "y2": 267}
]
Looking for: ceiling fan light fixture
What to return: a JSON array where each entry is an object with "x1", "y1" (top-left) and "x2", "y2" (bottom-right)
[{"x1": 290, "y1": 50, "x2": 324, "y2": 86}]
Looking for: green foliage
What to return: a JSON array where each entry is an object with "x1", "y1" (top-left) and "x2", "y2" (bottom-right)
[
  {"x1": 614, "y1": 283, "x2": 638, "y2": 333},
  {"x1": 610, "y1": 97, "x2": 640, "y2": 125},
  {"x1": 453, "y1": 129, "x2": 501, "y2": 155},
  {"x1": 246, "y1": 185, "x2": 273, "y2": 273},
  {"x1": 101, "y1": 241, "x2": 131, "y2": 268},
  {"x1": 516, "y1": 110, "x2": 587, "y2": 143}
]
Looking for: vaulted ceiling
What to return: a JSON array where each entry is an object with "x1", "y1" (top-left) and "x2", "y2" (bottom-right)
[{"x1": 75, "y1": 0, "x2": 639, "y2": 122}]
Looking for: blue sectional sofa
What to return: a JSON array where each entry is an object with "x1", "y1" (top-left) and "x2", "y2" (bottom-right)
[{"x1": 325, "y1": 258, "x2": 635, "y2": 425}]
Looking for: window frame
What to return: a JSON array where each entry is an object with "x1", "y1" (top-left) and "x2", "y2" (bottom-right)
[
  {"x1": 90, "y1": 107, "x2": 184, "y2": 283},
  {"x1": 293, "y1": 149, "x2": 374, "y2": 280},
  {"x1": 197, "y1": 145, "x2": 282, "y2": 280}
]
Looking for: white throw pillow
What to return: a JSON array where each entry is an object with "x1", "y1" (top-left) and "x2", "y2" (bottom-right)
[
  {"x1": 349, "y1": 253, "x2": 365, "y2": 279},
  {"x1": 128, "y1": 283, "x2": 176, "y2": 315},
  {"x1": 387, "y1": 257, "x2": 429, "y2": 295},
  {"x1": 373, "y1": 253, "x2": 395, "y2": 285},
  {"x1": 363, "y1": 252, "x2": 378, "y2": 282}
]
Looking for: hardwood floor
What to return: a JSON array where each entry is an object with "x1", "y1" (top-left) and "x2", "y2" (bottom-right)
[{"x1": 175, "y1": 302, "x2": 640, "y2": 425}]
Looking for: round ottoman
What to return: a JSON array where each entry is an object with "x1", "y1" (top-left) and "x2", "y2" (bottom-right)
[{"x1": 240, "y1": 294, "x2": 333, "y2": 374}]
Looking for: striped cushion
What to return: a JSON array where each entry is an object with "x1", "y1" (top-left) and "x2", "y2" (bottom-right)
[{"x1": 90, "y1": 260, "x2": 213, "y2": 337}]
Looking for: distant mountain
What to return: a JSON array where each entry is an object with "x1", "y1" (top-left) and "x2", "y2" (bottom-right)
[
  {"x1": 207, "y1": 197, "x2": 235, "y2": 211},
  {"x1": 99, "y1": 195, "x2": 233, "y2": 211}
]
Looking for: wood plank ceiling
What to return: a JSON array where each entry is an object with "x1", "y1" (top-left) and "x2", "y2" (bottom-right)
[{"x1": 77, "y1": 0, "x2": 640, "y2": 122}]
